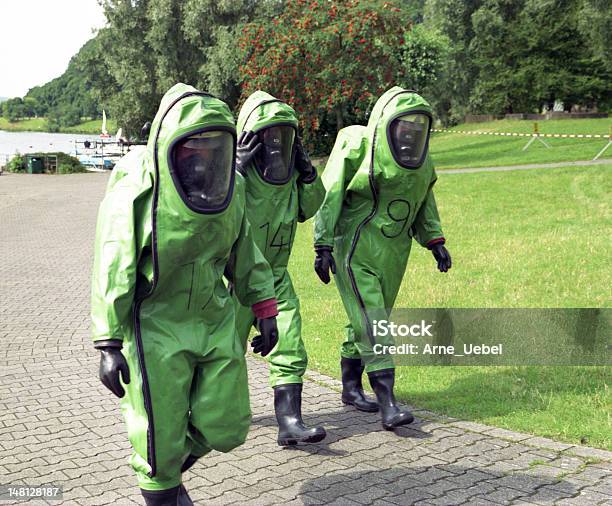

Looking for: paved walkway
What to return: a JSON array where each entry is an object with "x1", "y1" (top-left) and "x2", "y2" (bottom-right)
[{"x1": 0, "y1": 173, "x2": 610, "y2": 506}]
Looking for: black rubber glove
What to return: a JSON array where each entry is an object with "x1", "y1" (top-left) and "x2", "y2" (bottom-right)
[
  {"x1": 252, "y1": 317, "x2": 279, "y2": 357},
  {"x1": 294, "y1": 136, "x2": 316, "y2": 182},
  {"x1": 236, "y1": 130, "x2": 262, "y2": 175},
  {"x1": 431, "y1": 243, "x2": 452, "y2": 273},
  {"x1": 314, "y1": 246, "x2": 336, "y2": 284},
  {"x1": 99, "y1": 347, "x2": 131, "y2": 398}
]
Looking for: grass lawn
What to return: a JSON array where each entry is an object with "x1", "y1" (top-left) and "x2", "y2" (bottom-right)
[
  {"x1": 0, "y1": 117, "x2": 48, "y2": 132},
  {"x1": 61, "y1": 119, "x2": 118, "y2": 134},
  {"x1": 0, "y1": 117, "x2": 117, "y2": 135},
  {"x1": 312, "y1": 118, "x2": 611, "y2": 170},
  {"x1": 288, "y1": 163, "x2": 611, "y2": 449},
  {"x1": 430, "y1": 118, "x2": 611, "y2": 169}
]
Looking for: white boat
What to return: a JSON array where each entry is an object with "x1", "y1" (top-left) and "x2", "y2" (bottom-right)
[
  {"x1": 71, "y1": 115, "x2": 143, "y2": 171},
  {"x1": 71, "y1": 113, "x2": 127, "y2": 170},
  {"x1": 76, "y1": 152, "x2": 115, "y2": 171},
  {"x1": 100, "y1": 110, "x2": 111, "y2": 139}
]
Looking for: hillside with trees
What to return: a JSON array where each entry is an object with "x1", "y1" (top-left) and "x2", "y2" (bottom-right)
[
  {"x1": 25, "y1": 38, "x2": 104, "y2": 130},
  {"x1": 3, "y1": 0, "x2": 610, "y2": 144},
  {"x1": 1, "y1": 38, "x2": 104, "y2": 131}
]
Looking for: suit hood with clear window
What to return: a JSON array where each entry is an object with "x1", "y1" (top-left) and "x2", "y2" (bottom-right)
[
  {"x1": 170, "y1": 130, "x2": 234, "y2": 212},
  {"x1": 387, "y1": 113, "x2": 432, "y2": 169},
  {"x1": 253, "y1": 124, "x2": 296, "y2": 184}
]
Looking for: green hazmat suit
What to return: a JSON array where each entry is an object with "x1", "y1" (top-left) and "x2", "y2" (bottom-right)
[
  {"x1": 233, "y1": 91, "x2": 325, "y2": 387},
  {"x1": 314, "y1": 87, "x2": 445, "y2": 373},
  {"x1": 91, "y1": 84, "x2": 276, "y2": 491}
]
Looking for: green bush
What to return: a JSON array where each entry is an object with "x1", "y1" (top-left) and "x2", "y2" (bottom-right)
[
  {"x1": 55, "y1": 152, "x2": 86, "y2": 174},
  {"x1": 6, "y1": 154, "x2": 26, "y2": 173},
  {"x1": 4, "y1": 152, "x2": 86, "y2": 174}
]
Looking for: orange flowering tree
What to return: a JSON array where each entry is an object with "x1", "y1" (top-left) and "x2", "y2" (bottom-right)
[{"x1": 238, "y1": 0, "x2": 441, "y2": 151}]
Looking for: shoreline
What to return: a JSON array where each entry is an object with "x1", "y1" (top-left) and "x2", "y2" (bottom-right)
[
  {"x1": 0, "y1": 127, "x2": 111, "y2": 135},
  {"x1": 0, "y1": 118, "x2": 116, "y2": 136},
  {"x1": 0, "y1": 128, "x2": 101, "y2": 135}
]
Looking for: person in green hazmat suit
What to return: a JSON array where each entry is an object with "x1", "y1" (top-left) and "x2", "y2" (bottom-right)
[
  {"x1": 313, "y1": 87, "x2": 452, "y2": 431},
  {"x1": 232, "y1": 90, "x2": 327, "y2": 446},
  {"x1": 91, "y1": 84, "x2": 280, "y2": 506}
]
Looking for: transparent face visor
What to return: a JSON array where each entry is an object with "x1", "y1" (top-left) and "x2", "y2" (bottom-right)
[
  {"x1": 172, "y1": 131, "x2": 233, "y2": 210},
  {"x1": 388, "y1": 113, "x2": 431, "y2": 168},
  {"x1": 253, "y1": 125, "x2": 295, "y2": 183}
]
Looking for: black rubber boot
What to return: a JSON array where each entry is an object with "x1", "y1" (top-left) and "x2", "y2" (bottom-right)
[
  {"x1": 274, "y1": 383, "x2": 326, "y2": 446},
  {"x1": 341, "y1": 357, "x2": 379, "y2": 412},
  {"x1": 367, "y1": 369, "x2": 414, "y2": 430},
  {"x1": 181, "y1": 454, "x2": 199, "y2": 473},
  {"x1": 141, "y1": 485, "x2": 193, "y2": 506}
]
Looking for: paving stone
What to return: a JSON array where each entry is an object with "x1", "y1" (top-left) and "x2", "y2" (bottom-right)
[
  {"x1": 522, "y1": 436, "x2": 575, "y2": 452},
  {"x1": 522, "y1": 484, "x2": 576, "y2": 504},
  {"x1": 565, "y1": 446, "x2": 612, "y2": 461},
  {"x1": 385, "y1": 488, "x2": 435, "y2": 505}
]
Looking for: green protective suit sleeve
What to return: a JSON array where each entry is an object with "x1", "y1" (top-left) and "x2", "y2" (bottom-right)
[
  {"x1": 91, "y1": 162, "x2": 153, "y2": 344},
  {"x1": 297, "y1": 174, "x2": 325, "y2": 223},
  {"x1": 229, "y1": 180, "x2": 277, "y2": 308},
  {"x1": 411, "y1": 172, "x2": 445, "y2": 248},
  {"x1": 313, "y1": 126, "x2": 366, "y2": 248}
]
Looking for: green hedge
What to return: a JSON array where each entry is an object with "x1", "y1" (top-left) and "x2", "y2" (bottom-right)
[
  {"x1": 5, "y1": 156, "x2": 26, "y2": 173},
  {"x1": 5, "y1": 152, "x2": 86, "y2": 174}
]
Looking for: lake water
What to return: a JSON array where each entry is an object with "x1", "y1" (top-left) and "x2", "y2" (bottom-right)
[{"x1": 0, "y1": 130, "x2": 101, "y2": 164}]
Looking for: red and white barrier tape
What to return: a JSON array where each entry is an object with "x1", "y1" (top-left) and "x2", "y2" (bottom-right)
[{"x1": 432, "y1": 129, "x2": 610, "y2": 139}]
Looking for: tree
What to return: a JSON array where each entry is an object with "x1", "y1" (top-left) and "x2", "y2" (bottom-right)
[
  {"x1": 201, "y1": 25, "x2": 244, "y2": 110},
  {"x1": 424, "y1": 0, "x2": 483, "y2": 123},
  {"x1": 95, "y1": 1, "x2": 159, "y2": 137},
  {"x1": 0, "y1": 97, "x2": 40, "y2": 121},
  {"x1": 399, "y1": 25, "x2": 450, "y2": 105},
  {"x1": 93, "y1": 0, "x2": 276, "y2": 136},
  {"x1": 2, "y1": 98, "x2": 26, "y2": 122},
  {"x1": 144, "y1": 0, "x2": 205, "y2": 92},
  {"x1": 239, "y1": 0, "x2": 447, "y2": 150},
  {"x1": 22, "y1": 97, "x2": 39, "y2": 118},
  {"x1": 424, "y1": 0, "x2": 611, "y2": 119},
  {"x1": 578, "y1": 0, "x2": 612, "y2": 72},
  {"x1": 183, "y1": 0, "x2": 280, "y2": 109},
  {"x1": 468, "y1": 0, "x2": 611, "y2": 114}
]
